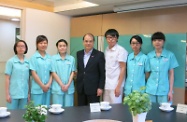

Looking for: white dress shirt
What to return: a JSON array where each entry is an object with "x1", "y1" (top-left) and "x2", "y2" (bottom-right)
[
  {"x1": 105, "y1": 44, "x2": 128, "y2": 90},
  {"x1": 84, "y1": 49, "x2": 93, "y2": 68}
]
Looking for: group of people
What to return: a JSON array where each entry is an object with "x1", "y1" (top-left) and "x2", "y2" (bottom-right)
[
  {"x1": 5, "y1": 29, "x2": 179, "y2": 110},
  {"x1": 5, "y1": 36, "x2": 75, "y2": 109}
]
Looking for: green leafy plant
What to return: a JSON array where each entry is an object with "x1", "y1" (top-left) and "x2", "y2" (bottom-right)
[
  {"x1": 123, "y1": 87, "x2": 152, "y2": 116},
  {"x1": 23, "y1": 101, "x2": 47, "y2": 122}
]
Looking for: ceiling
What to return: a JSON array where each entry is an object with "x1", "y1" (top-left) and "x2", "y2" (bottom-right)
[
  {"x1": 1, "y1": 0, "x2": 187, "y2": 21},
  {"x1": 23, "y1": 0, "x2": 158, "y2": 16}
]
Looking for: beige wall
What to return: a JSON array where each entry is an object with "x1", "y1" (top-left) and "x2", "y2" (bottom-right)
[
  {"x1": 71, "y1": 6, "x2": 187, "y2": 105},
  {"x1": 0, "y1": 0, "x2": 53, "y2": 12},
  {"x1": 0, "y1": 19, "x2": 20, "y2": 62},
  {"x1": 0, "y1": 8, "x2": 71, "y2": 107},
  {"x1": 173, "y1": 88, "x2": 185, "y2": 104},
  {"x1": 0, "y1": 19, "x2": 20, "y2": 106},
  {"x1": 71, "y1": 6, "x2": 187, "y2": 37},
  {"x1": 0, "y1": 63, "x2": 5, "y2": 106},
  {"x1": 102, "y1": 7, "x2": 187, "y2": 35},
  {"x1": 23, "y1": 8, "x2": 70, "y2": 57},
  {"x1": 71, "y1": 15, "x2": 102, "y2": 37}
]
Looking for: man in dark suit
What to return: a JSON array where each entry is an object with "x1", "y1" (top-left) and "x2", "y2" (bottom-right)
[{"x1": 76, "y1": 33, "x2": 105, "y2": 106}]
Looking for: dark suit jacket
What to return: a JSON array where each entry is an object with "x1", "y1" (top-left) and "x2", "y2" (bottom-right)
[{"x1": 76, "y1": 48, "x2": 105, "y2": 95}]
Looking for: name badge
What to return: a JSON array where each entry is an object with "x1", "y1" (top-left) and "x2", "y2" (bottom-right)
[
  {"x1": 66, "y1": 61, "x2": 71, "y2": 64},
  {"x1": 176, "y1": 104, "x2": 187, "y2": 114},
  {"x1": 26, "y1": 65, "x2": 29, "y2": 68},
  {"x1": 90, "y1": 103, "x2": 101, "y2": 113},
  {"x1": 137, "y1": 62, "x2": 143, "y2": 66},
  {"x1": 163, "y1": 58, "x2": 168, "y2": 62}
]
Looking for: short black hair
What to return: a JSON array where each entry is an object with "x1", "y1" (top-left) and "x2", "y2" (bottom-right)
[
  {"x1": 104, "y1": 29, "x2": 119, "y2": 39},
  {"x1": 83, "y1": 33, "x2": 95, "y2": 41},
  {"x1": 56, "y1": 39, "x2": 68, "y2": 47},
  {"x1": 36, "y1": 35, "x2": 48, "y2": 50},
  {"x1": 151, "y1": 32, "x2": 165, "y2": 42},
  {"x1": 130, "y1": 35, "x2": 143, "y2": 44},
  {"x1": 14, "y1": 40, "x2": 28, "y2": 54}
]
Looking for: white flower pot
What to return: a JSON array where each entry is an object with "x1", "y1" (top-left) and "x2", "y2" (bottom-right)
[{"x1": 132, "y1": 112, "x2": 147, "y2": 122}]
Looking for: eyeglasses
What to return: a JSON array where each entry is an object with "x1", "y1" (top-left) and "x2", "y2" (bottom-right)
[
  {"x1": 17, "y1": 45, "x2": 26, "y2": 48},
  {"x1": 152, "y1": 39, "x2": 164, "y2": 42},
  {"x1": 131, "y1": 42, "x2": 140, "y2": 45},
  {"x1": 106, "y1": 36, "x2": 117, "y2": 40}
]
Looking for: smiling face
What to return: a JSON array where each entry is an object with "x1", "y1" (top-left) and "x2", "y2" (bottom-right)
[
  {"x1": 37, "y1": 40, "x2": 48, "y2": 52},
  {"x1": 57, "y1": 41, "x2": 67, "y2": 54},
  {"x1": 106, "y1": 35, "x2": 117, "y2": 48},
  {"x1": 130, "y1": 38, "x2": 141, "y2": 52},
  {"x1": 16, "y1": 42, "x2": 26, "y2": 55},
  {"x1": 151, "y1": 32, "x2": 165, "y2": 50},
  {"x1": 83, "y1": 34, "x2": 94, "y2": 52},
  {"x1": 152, "y1": 39, "x2": 164, "y2": 50}
]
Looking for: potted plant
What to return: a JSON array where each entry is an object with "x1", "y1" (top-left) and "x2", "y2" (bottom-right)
[
  {"x1": 123, "y1": 87, "x2": 152, "y2": 122},
  {"x1": 23, "y1": 101, "x2": 47, "y2": 122}
]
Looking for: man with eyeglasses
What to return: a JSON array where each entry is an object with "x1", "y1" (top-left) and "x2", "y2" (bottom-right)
[{"x1": 104, "y1": 29, "x2": 128, "y2": 104}]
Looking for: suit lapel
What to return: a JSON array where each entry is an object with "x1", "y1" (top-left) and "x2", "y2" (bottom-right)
[
  {"x1": 79, "y1": 50, "x2": 85, "y2": 69},
  {"x1": 85, "y1": 49, "x2": 96, "y2": 69}
]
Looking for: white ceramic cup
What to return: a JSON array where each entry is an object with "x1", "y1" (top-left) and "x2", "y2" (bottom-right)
[
  {"x1": 100, "y1": 101, "x2": 109, "y2": 108},
  {"x1": 0, "y1": 107, "x2": 7, "y2": 115},
  {"x1": 51, "y1": 104, "x2": 62, "y2": 111},
  {"x1": 161, "y1": 102, "x2": 171, "y2": 109}
]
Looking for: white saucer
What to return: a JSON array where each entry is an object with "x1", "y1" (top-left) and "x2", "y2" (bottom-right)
[
  {"x1": 49, "y1": 108, "x2": 64, "y2": 114},
  {"x1": 100, "y1": 106, "x2": 112, "y2": 110},
  {"x1": 159, "y1": 106, "x2": 174, "y2": 112},
  {"x1": 0, "y1": 112, "x2": 11, "y2": 118}
]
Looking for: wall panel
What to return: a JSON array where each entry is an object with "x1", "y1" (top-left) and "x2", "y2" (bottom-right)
[
  {"x1": 102, "y1": 12, "x2": 141, "y2": 35},
  {"x1": 140, "y1": 7, "x2": 187, "y2": 34},
  {"x1": 102, "y1": 6, "x2": 187, "y2": 35},
  {"x1": 71, "y1": 15, "x2": 102, "y2": 37}
]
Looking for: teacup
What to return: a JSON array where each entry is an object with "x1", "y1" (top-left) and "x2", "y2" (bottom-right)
[
  {"x1": 51, "y1": 104, "x2": 62, "y2": 111},
  {"x1": 160, "y1": 102, "x2": 171, "y2": 109},
  {"x1": 0, "y1": 107, "x2": 7, "y2": 115},
  {"x1": 100, "y1": 101, "x2": 109, "y2": 108}
]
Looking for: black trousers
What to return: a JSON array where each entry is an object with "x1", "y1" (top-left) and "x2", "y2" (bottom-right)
[{"x1": 78, "y1": 93, "x2": 100, "y2": 106}]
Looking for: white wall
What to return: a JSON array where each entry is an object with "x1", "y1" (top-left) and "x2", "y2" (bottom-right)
[
  {"x1": 0, "y1": 8, "x2": 71, "y2": 106},
  {"x1": 0, "y1": 19, "x2": 20, "y2": 106},
  {"x1": 24, "y1": 8, "x2": 71, "y2": 58},
  {"x1": 0, "y1": 19, "x2": 20, "y2": 62}
]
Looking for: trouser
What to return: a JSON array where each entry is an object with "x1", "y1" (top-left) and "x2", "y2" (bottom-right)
[
  {"x1": 103, "y1": 88, "x2": 123, "y2": 104},
  {"x1": 7, "y1": 98, "x2": 27, "y2": 110},
  {"x1": 52, "y1": 93, "x2": 74, "y2": 107},
  {"x1": 31, "y1": 92, "x2": 51, "y2": 107},
  {"x1": 78, "y1": 93, "x2": 100, "y2": 106}
]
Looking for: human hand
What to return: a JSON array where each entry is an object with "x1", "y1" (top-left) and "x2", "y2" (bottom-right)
[
  {"x1": 6, "y1": 94, "x2": 11, "y2": 103},
  {"x1": 61, "y1": 84, "x2": 68, "y2": 92},
  {"x1": 97, "y1": 88, "x2": 103, "y2": 96},
  {"x1": 64, "y1": 84, "x2": 69, "y2": 92},
  {"x1": 168, "y1": 91, "x2": 173, "y2": 102},
  {"x1": 28, "y1": 94, "x2": 30, "y2": 102},
  {"x1": 114, "y1": 86, "x2": 121, "y2": 97},
  {"x1": 42, "y1": 84, "x2": 49, "y2": 92}
]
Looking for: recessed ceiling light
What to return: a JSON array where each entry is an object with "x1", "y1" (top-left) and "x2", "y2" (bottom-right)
[
  {"x1": 0, "y1": 6, "x2": 21, "y2": 18},
  {"x1": 11, "y1": 18, "x2": 20, "y2": 21},
  {"x1": 54, "y1": 1, "x2": 99, "y2": 12}
]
